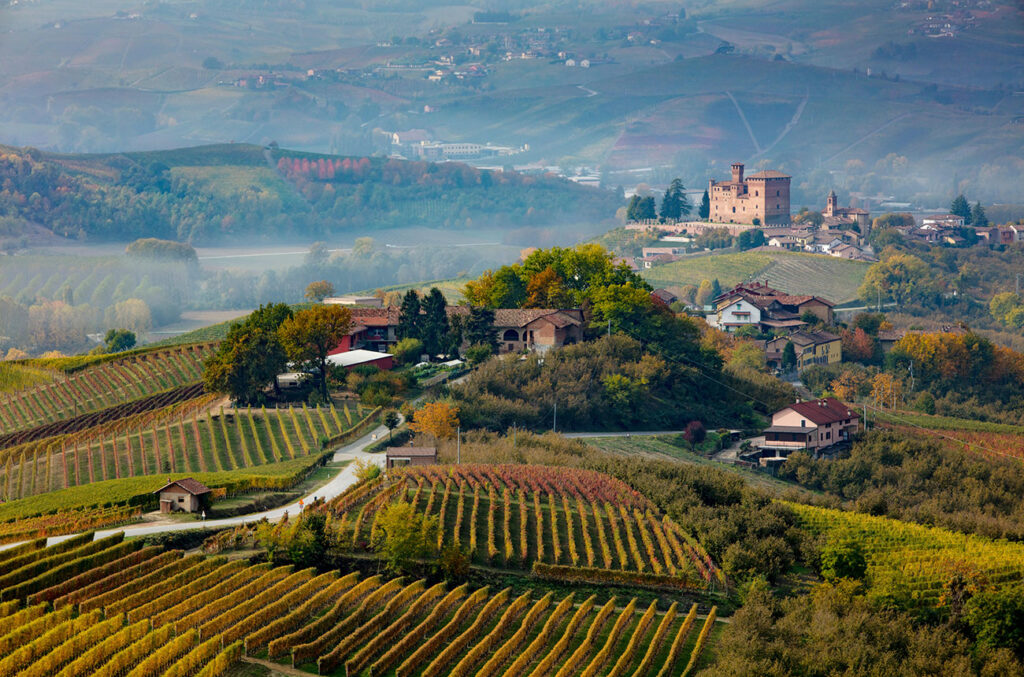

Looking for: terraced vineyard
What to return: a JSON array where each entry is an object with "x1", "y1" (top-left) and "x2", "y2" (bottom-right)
[
  {"x1": 0, "y1": 401, "x2": 374, "y2": 502},
  {"x1": 787, "y1": 502, "x2": 1024, "y2": 604},
  {"x1": 0, "y1": 535, "x2": 723, "y2": 676},
  {"x1": 320, "y1": 464, "x2": 725, "y2": 590},
  {"x1": 0, "y1": 344, "x2": 216, "y2": 435},
  {"x1": 643, "y1": 250, "x2": 870, "y2": 304}
]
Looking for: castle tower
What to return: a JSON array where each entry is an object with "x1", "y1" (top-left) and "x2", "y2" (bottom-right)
[
  {"x1": 731, "y1": 162, "x2": 744, "y2": 184},
  {"x1": 825, "y1": 189, "x2": 837, "y2": 217}
]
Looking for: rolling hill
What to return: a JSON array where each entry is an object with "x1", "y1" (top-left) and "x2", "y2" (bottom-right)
[
  {"x1": 0, "y1": 143, "x2": 620, "y2": 244},
  {"x1": 642, "y1": 250, "x2": 871, "y2": 303}
]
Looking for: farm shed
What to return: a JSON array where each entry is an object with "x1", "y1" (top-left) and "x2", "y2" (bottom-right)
[
  {"x1": 385, "y1": 446, "x2": 437, "y2": 470},
  {"x1": 155, "y1": 478, "x2": 211, "y2": 513}
]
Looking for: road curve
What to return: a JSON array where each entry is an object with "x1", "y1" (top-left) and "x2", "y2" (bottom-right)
[{"x1": 4, "y1": 421, "x2": 392, "y2": 550}]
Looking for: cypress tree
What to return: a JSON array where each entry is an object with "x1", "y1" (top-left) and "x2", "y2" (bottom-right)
[
  {"x1": 397, "y1": 290, "x2": 422, "y2": 340},
  {"x1": 971, "y1": 202, "x2": 988, "y2": 228},
  {"x1": 698, "y1": 189, "x2": 711, "y2": 220}
]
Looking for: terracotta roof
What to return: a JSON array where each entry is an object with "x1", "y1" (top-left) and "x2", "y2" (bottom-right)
[
  {"x1": 349, "y1": 307, "x2": 401, "y2": 327},
  {"x1": 652, "y1": 289, "x2": 678, "y2": 304},
  {"x1": 385, "y1": 447, "x2": 437, "y2": 457},
  {"x1": 746, "y1": 170, "x2": 791, "y2": 179},
  {"x1": 527, "y1": 311, "x2": 582, "y2": 328},
  {"x1": 155, "y1": 478, "x2": 211, "y2": 495},
  {"x1": 782, "y1": 398, "x2": 858, "y2": 425},
  {"x1": 448, "y1": 307, "x2": 582, "y2": 328}
]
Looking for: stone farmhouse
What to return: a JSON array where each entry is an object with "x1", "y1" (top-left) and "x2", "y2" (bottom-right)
[
  {"x1": 331, "y1": 306, "x2": 583, "y2": 356},
  {"x1": 761, "y1": 397, "x2": 860, "y2": 458},
  {"x1": 708, "y1": 163, "x2": 791, "y2": 225}
]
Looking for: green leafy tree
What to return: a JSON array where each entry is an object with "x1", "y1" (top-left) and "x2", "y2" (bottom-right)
[
  {"x1": 420, "y1": 287, "x2": 450, "y2": 356},
  {"x1": 389, "y1": 337, "x2": 424, "y2": 365},
  {"x1": 858, "y1": 253, "x2": 935, "y2": 308},
  {"x1": 373, "y1": 501, "x2": 436, "y2": 573},
  {"x1": 304, "y1": 280, "x2": 335, "y2": 302},
  {"x1": 278, "y1": 304, "x2": 352, "y2": 400},
  {"x1": 698, "y1": 189, "x2": 710, "y2": 220},
  {"x1": 971, "y1": 201, "x2": 988, "y2": 228},
  {"x1": 203, "y1": 303, "x2": 292, "y2": 405},
  {"x1": 465, "y1": 343, "x2": 493, "y2": 365},
  {"x1": 626, "y1": 195, "x2": 656, "y2": 221},
  {"x1": 659, "y1": 178, "x2": 691, "y2": 221},
  {"x1": 819, "y1": 536, "x2": 867, "y2": 581},
  {"x1": 103, "y1": 328, "x2": 136, "y2": 353},
  {"x1": 397, "y1": 290, "x2": 421, "y2": 340},
  {"x1": 736, "y1": 229, "x2": 766, "y2": 250},
  {"x1": 964, "y1": 586, "x2": 1024, "y2": 655},
  {"x1": 950, "y1": 194, "x2": 971, "y2": 222},
  {"x1": 383, "y1": 409, "x2": 400, "y2": 439}
]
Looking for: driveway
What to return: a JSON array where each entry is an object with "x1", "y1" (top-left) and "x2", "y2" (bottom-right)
[{"x1": 7, "y1": 421, "x2": 392, "y2": 550}]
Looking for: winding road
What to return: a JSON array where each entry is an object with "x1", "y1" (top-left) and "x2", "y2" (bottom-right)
[{"x1": 2, "y1": 421, "x2": 392, "y2": 551}]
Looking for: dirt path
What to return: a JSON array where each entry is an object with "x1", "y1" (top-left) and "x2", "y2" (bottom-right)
[{"x1": 242, "y1": 656, "x2": 317, "y2": 676}]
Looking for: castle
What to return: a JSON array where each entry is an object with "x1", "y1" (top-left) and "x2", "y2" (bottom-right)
[{"x1": 709, "y1": 163, "x2": 790, "y2": 226}]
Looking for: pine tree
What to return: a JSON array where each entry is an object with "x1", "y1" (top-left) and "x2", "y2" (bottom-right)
[
  {"x1": 950, "y1": 194, "x2": 971, "y2": 222},
  {"x1": 710, "y1": 278, "x2": 722, "y2": 299},
  {"x1": 658, "y1": 178, "x2": 692, "y2": 221},
  {"x1": 971, "y1": 202, "x2": 988, "y2": 228},
  {"x1": 397, "y1": 290, "x2": 421, "y2": 340},
  {"x1": 698, "y1": 189, "x2": 711, "y2": 220}
]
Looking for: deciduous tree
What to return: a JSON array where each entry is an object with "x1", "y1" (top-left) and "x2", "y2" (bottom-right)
[
  {"x1": 303, "y1": 280, "x2": 335, "y2": 302},
  {"x1": 278, "y1": 304, "x2": 352, "y2": 400},
  {"x1": 409, "y1": 401, "x2": 460, "y2": 440},
  {"x1": 373, "y1": 501, "x2": 437, "y2": 573}
]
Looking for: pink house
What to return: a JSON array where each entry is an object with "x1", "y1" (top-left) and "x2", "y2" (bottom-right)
[{"x1": 762, "y1": 398, "x2": 859, "y2": 456}]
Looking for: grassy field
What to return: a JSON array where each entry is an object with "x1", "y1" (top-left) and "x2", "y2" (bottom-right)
[
  {"x1": 643, "y1": 250, "x2": 871, "y2": 303},
  {"x1": 582, "y1": 435, "x2": 812, "y2": 497}
]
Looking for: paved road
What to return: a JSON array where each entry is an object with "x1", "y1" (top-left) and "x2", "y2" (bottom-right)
[{"x1": 8, "y1": 421, "x2": 392, "y2": 550}]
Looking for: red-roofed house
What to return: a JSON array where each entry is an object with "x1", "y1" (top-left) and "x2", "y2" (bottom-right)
[
  {"x1": 762, "y1": 398, "x2": 860, "y2": 455},
  {"x1": 331, "y1": 306, "x2": 584, "y2": 356}
]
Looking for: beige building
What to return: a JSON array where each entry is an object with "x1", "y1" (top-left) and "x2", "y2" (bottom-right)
[
  {"x1": 762, "y1": 398, "x2": 860, "y2": 456},
  {"x1": 385, "y1": 446, "x2": 437, "y2": 470},
  {"x1": 709, "y1": 163, "x2": 791, "y2": 225}
]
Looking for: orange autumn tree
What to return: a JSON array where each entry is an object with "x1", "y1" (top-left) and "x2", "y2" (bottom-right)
[{"x1": 409, "y1": 401, "x2": 460, "y2": 440}]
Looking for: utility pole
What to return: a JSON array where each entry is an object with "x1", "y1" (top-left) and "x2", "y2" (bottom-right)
[
  {"x1": 908, "y1": 360, "x2": 914, "y2": 394},
  {"x1": 457, "y1": 426, "x2": 461, "y2": 464}
]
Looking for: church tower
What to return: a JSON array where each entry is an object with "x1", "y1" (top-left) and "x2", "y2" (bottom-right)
[{"x1": 825, "y1": 190, "x2": 838, "y2": 217}]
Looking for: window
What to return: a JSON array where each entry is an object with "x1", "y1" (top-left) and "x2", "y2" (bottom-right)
[
  {"x1": 800, "y1": 420, "x2": 806, "y2": 427},
  {"x1": 502, "y1": 329, "x2": 519, "y2": 342},
  {"x1": 755, "y1": 191, "x2": 759, "y2": 196},
  {"x1": 776, "y1": 190, "x2": 780, "y2": 196},
  {"x1": 177, "y1": 496, "x2": 184, "y2": 503},
  {"x1": 732, "y1": 207, "x2": 736, "y2": 213}
]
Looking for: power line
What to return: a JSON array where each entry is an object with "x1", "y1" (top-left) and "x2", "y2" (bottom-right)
[{"x1": 866, "y1": 403, "x2": 1022, "y2": 463}]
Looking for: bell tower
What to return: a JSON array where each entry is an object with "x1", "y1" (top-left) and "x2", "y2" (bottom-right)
[{"x1": 825, "y1": 189, "x2": 838, "y2": 217}]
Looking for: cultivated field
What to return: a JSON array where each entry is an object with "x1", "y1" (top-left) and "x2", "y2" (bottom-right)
[
  {"x1": 317, "y1": 464, "x2": 726, "y2": 591},
  {"x1": 0, "y1": 400, "x2": 374, "y2": 502},
  {"x1": 787, "y1": 502, "x2": 1024, "y2": 605},
  {"x1": 643, "y1": 250, "x2": 870, "y2": 303},
  {"x1": 0, "y1": 534, "x2": 724, "y2": 676},
  {"x1": 0, "y1": 344, "x2": 214, "y2": 435}
]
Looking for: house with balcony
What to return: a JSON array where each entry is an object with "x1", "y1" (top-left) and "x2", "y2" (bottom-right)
[{"x1": 761, "y1": 397, "x2": 860, "y2": 457}]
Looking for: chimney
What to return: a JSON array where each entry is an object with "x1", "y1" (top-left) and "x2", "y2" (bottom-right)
[{"x1": 731, "y1": 162, "x2": 744, "y2": 184}]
